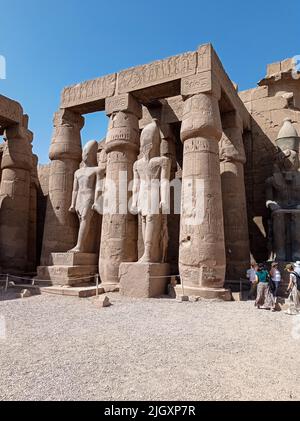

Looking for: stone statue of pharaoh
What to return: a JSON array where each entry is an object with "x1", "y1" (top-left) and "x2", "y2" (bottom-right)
[
  {"x1": 69, "y1": 140, "x2": 104, "y2": 253},
  {"x1": 266, "y1": 118, "x2": 300, "y2": 261},
  {"x1": 131, "y1": 120, "x2": 171, "y2": 263}
]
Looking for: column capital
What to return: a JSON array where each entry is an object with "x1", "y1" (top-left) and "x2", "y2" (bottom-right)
[
  {"x1": 181, "y1": 93, "x2": 222, "y2": 143},
  {"x1": 2, "y1": 119, "x2": 33, "y2": 171},
  {"x1": 49, "y1": 109, "x2": 84, "y2": 161},
  {"x1": 219, "y1": 128, "x2": 246, "y2": 164},
  {"x1": 54, "y1": 108, "x2": 85, "y2": 130},
  {"x1": 105, "y1": 93, "x2": 142, "y2": 119}
]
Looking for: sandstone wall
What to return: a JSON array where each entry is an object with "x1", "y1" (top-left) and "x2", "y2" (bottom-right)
[{"x1": 239, "y1": 58, "x2": 300, "y2": 263}]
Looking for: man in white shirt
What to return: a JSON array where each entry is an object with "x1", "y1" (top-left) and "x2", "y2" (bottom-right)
[{"x1": 247, "y1": 262, "x2": 258, "y2": 299}]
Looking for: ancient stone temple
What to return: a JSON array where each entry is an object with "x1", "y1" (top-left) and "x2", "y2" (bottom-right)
[{"x1": 1, "y1": 43, "x2": 300, "y2": 299}]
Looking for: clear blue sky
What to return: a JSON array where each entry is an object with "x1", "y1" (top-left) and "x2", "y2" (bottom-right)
[{"x1": 0, "y1": 0, "x2": 299, "y2": 164}]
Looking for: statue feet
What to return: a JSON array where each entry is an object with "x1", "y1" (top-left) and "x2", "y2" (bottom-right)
[
  {"x1": 138, "y1": 254, "x2": 151, "y2": 263},
  {"x1": 68, "y1": 246, "x2": 82, "y2": 253}
]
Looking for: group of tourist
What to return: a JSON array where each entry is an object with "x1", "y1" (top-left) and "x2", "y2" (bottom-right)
[{"x1": 246, "y1": 261, "x2": 300, "y2": 314}]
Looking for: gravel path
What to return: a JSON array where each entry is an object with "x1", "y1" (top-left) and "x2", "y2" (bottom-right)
[{"x1": 0, "y1": 292, "x2": 299, "y2": 401}]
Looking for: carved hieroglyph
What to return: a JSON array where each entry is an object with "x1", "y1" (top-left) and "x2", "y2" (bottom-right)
[
  {"x1": 40, "y1": 109, "x2": 84, "y2": 266},
  {"x1": 266, "y1": 118, "x2": 300, "y2": 261},
  {"x1": 117, "y1": 52, "x2": 197, "y2": 94},
  {"x1": 219, "y1": 112, "x2": 250, "y2": 280},
  {"x1": 179, "y1": 93, "x2": 229, "y2": 298},
  {"x1": 61, "y1": 74, "x2": 116, "y2": 109},
  {"x1": 131, "y1": 120, "x2": 171, "y2": 263}
]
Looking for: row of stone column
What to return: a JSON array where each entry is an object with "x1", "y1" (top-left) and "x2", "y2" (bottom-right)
[
  {"x1": 0, "y1": 115, "x2": 38, "y2": 273},
  {"x1": 40, "y1": 91, "x2": 250, "y2": 295}
]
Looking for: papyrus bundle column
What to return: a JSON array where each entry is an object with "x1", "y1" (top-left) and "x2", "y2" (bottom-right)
[
  {"x1": 0, "y1": 116, "x2": 33, "y2": 271},
  {"x1": 220, "y1": 112, "x2": 250, "y2": 280},
  {"x1": 179, "y1": 93, "x2": 227, "y2": 296},
  {"x1": 99, "y1": 94, "x2": 141, "y2": 288},
  {"x1": 40, "y1": 109, "x2": 84, "y2": 265}
]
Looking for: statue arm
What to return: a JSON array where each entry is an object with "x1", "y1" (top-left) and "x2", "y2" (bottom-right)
[
  {"x1": 69, "y1": 173, "x2": 79, "y2": 213},
  {"x1": 265, "y1": 177, "x2": 280, "y2": 211},
  {"x1": 92, "y1": 169, "x2": 105, "y2": 214},
  {"x1": 160, "y1": 157, "x2": 171, "y2": 214},
  {"x1": 130, "y1": 163, "x2": 140, "y2": 214}
]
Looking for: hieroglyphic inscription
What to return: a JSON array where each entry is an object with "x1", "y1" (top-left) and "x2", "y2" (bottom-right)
[
  {"x1": 117, "y1": 52, "x2": 197, "y2": 93},
  {"x1": 61, "y1": 74, "x2": 116, "y2": 108}
]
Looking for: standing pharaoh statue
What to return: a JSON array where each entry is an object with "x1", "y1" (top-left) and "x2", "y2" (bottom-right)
[
  {"x1": 266, "y1": 118, "x2": 300, "y2": 261},
  {"x1": 131, "y1": 120, "x2": 171, "y2": 263},
  {"x1": 69, "y1": 140, "x2": 105, "y2": 253}
]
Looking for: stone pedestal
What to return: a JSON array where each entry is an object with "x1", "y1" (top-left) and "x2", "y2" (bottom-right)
[
  {"x1": 36, "y1": 252, "x2": 98, "y2": 286},
  {"x1": 119, "y1": 262, "x2": 170, "y2": 298},
  {"x1": 175, "y1": 285, "x2": 232, "y2": 301}
]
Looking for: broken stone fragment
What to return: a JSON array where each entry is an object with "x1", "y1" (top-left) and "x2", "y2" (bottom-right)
[{"x1": 94, "y1": 296, "x2": 111, "y2": 308}]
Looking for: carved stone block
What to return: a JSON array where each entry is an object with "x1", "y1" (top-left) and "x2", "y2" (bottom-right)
[{"x1": 119, "y1": 262, "x2": 170, "y2": 298}]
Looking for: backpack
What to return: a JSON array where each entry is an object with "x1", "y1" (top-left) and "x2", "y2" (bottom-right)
[{"x1": 292, "y1": 272, "x2": 300, "y2": 292}]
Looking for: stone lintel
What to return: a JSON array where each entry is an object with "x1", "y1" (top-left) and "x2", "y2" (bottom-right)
[
  {"x1": 117, "y1": 51, "x2": 197, "y2": 95},
  {"x1": 105, "y1": 93, "x2": 142, "y2": 118},
  {"x1": 60, "y1": 73, "x2": 117, "y2": 110},
  {"x1": 0, "y1": 94, "x2": 23, "y2": 127}
]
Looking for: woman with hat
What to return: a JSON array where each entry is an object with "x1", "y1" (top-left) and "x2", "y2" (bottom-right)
[{"x1": 255, "y1": 263, "x2": 275, "y2": 310}]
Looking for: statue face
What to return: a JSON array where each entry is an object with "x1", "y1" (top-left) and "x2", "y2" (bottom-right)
[{"x1": 282, "y1": 149, "x2": 299, "y2": 171}]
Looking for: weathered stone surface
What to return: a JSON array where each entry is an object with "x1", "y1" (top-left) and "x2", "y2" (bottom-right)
[
  {"x1": 99, "y1": 94, "x2": 140, "y2": 287},
  {"x1": 0, "y1": 113, "x2": 35, "y2": 272},
  {"x1": 105, "y1": 93, "x2": 142, "y2": 119},
  {"x1": 119, "y1": 262, "x2": 170, "y2": 298},
  {"x1": 0, "y1": 94, "x2": 23, "y2": 126},
  {"x1": 117, "y1": 52, "x2": 197, "y2": 94},
  {"x1": 131, "y1": 120, "x2": 171, "y2": 263},
  {"x1": 94, "y1": 295, "x2": 111, "y2": 308},
  {"x1": 36, "y1": 263, "x2": 98, "y2": 286},
  {"x1": 181, "y1": 71, "x2": 212, "y2": 96},
  {"x1": 61, "y1": 74, "x2": 116, "y2": 109},
  {"x1": 52, "y1": 252, "x2": 98, "y2": 266},
  {"x1": 179, "y1": 92, "x2": 227, "y2": 295},
  {"x1": 40, "y1": 109, "x2": 84, "y2": 266}
]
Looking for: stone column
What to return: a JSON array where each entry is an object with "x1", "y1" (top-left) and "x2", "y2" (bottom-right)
[
  {"x1": 40, "y1": 109, "x2": 84, "y2": 266},
  {"x1": 178, "y1": 92, "x2": 230, "y2": 300},
  {"x1": 0, "y1": 116, "x2": 33, "y2": 272},
  {"x1": 100, "y1": 94, "x2": 141, "y2": 290},
  {"x1": 27, "y1": 154, "x2": 39, "y2": 272},
  {"x1": 220, "y1": 112, "x2": 250, "y2": 280},
  {"x1": 160, "y1": 123, "x2": 180, "y2": 274}
]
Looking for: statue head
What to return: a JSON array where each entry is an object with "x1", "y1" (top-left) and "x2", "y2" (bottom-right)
[
  {"x1": 276, "y1": 118, "x2": 300, "y2": 153},
  {"x1": 82, "y1": 140, "x2": 98, "y2": 167},
  {"x1": 281, "y1": 148, "x2": 300, "y2": 172},
  {"x1": 140, "y1": 119, "x2": 161, "y2": 160}
]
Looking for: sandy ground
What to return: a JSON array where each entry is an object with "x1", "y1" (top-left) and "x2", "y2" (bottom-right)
[{"x1": 0, "y1": 291, "x2": 299, "y2": 401}]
